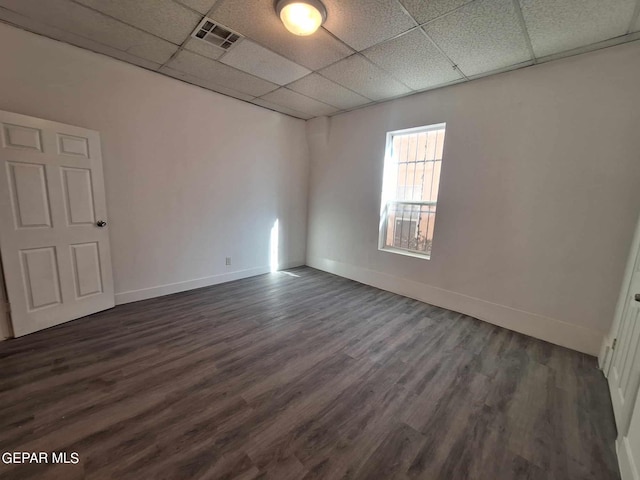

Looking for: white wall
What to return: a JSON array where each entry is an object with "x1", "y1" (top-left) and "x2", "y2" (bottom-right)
[
  {"x1": 0, "y1": 24, "x2": 309, "y2": 305},
  {"x1": 306, "y1": 41, "x2": 640, "y2": 355}
]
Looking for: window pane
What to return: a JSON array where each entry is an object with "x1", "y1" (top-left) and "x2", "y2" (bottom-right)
[{"x1": 379, "y1": 124, "x2": 445, "y2": 258}]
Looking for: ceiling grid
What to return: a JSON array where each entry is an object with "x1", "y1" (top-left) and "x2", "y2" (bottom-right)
[
  {"x1": 511, "y1": 0, "x2": 538, "y2": 64},
  {"x1": 0, "y1": 0, "x2": 637, "y2": 119}
]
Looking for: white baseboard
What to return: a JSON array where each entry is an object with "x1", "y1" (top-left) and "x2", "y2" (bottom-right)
[
  {"x1": 115, "y1": 261, "x2": 304, "y2": 305},
  {"x1": 618, "y1": 435, "x2": 639, "y2": 480},
  {"x1": 307, "y1": 256, "x2": 604, "y2": 355}
]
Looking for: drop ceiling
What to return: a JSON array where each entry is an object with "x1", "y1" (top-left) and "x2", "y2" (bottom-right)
[{"x1": 0, "y1": 0, "x2": 639, "y2": 120}]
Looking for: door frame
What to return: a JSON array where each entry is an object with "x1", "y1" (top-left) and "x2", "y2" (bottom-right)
[
  {"x1": 0, "y1": 253, "x2": 12, "y2": 339},
  {"x1": 600, "y1": 211, "x2": 640, "y2": 375}
]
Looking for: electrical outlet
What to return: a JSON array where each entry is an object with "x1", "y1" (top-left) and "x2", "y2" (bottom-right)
[{"x1": 225, "y1": 257, "x2": 232, "y2": 266}]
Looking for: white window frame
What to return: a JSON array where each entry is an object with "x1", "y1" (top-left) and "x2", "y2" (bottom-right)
[{"x1": 378, "y1": 123, "x2": 446, "y2": 260}]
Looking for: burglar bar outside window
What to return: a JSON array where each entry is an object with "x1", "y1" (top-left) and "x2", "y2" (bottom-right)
[{"x1": 379, "y1": 123, "x2": 446, "y2": 259}]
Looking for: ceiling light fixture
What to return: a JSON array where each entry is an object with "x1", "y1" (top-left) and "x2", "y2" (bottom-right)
[{"x1": 275, "y1": 0, "x2": 327, "y2": 36}]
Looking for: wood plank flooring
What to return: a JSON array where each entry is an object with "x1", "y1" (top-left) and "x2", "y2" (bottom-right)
[{"x1": 0, "y1": 267, "x2": 619, "y2": 479}]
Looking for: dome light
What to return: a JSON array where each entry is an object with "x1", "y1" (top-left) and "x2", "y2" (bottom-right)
[{"x1": 276, "y1": 0, "x2": 327, "y2": 36}]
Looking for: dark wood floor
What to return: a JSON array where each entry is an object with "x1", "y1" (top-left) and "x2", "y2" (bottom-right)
[{"x1": 0, "y1": 267, "x2": 619, "y2": 480}]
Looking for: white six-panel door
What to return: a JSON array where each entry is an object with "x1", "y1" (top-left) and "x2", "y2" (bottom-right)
[
  {"x1": 0, "y1": 110, "x2": 114, "y2": 337},
  {"x1": 609, "y1": 234, "x2": 640, "y2": 435}
]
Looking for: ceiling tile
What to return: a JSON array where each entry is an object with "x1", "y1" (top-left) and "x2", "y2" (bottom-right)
[
  {"x1": 0, "y1": 0, "x2": 177, "y2": 64},
  {"x1": 250, "y1": 98, "x2": 312, "y2": 120},
  {"x1": 209, "y1": 0, "x2": 353, "y2": 70},
  {"x1": 519, "y1": 0, "x2": 637, "y2": 58},
  {"x1": 74, "y1": 0, "x2": 201, "y2": 45},
  {"x1": 260, "y1": 88, "x2": 339, "y2": 117},
  {"x1": 0, "y1": 6, "x2": 163, "y2": 70},
  {"x1": 287, "y1": 73, "x2": 371, "y2": 110},
  {"x1": 424, "y1": 0, "x2": 532, "y2": 77},
  {"x1": 183, "y1": 38, "x2": 224, "y2": 60},
  {"x1": 399, "y1": 0, "x2": 473, "y2": 24},
  {"x1": 322, "y1": 0, "x2": 415, "y2": 51},
  {"x1": 173, "y1": 0, "x2": 218, "y2": 15},
  {"x1": 318, "y1": 54, "x2": 411, "y2": 101},
  {"x1": 166, "y1": 50, "x2": 278, "y2": 96},
  {"x1": 220, "y1": 40, "x2": 311, "y2": 85},
  {"x1": 363, "y1": 29, "x2": 462, "y2": 90},
  {"x1": 160, "y1": 66, "x2": 255, "y2": 101}
]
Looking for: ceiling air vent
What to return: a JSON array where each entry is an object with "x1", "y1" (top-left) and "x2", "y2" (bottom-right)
[{"x1": 191, "y1": 17, "x2": 242, "y2": 51}]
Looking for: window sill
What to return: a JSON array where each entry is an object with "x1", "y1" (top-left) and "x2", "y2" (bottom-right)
[{"x1": 379, "y1": 247, "x2": 431, "y2": 261}]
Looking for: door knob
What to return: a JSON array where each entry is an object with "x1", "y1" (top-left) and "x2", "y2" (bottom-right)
[
  {"x1": 96, "y1": 220, "x2": 107, "y2": 227},
  {"x1": 635, "y1": 293, "x2": 640, "y2": 302}
]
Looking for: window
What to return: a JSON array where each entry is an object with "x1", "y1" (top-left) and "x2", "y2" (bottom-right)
[{"x1": 379, "y1": 123, "x2": 446, "y2": 259}]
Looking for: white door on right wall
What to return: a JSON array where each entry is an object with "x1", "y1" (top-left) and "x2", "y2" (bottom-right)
[{"x1": 609, "y1": 243, "x2": 640, "y2": 435}]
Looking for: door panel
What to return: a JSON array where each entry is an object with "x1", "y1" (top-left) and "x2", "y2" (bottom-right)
[
  {"x1": 20, "y1": 246, "x2": 61, "y2": 310},
  {"x1": 61, "y1": 167, "x2": 95, "y2": 225},
  {"x1": 0, "y1": 110, "x2": 114, "y2": 337},
  {"x1": 70, "y1": 242, "x2": 103, "y2": 298},
  {"x1": 621, "y1": 311, "x2": 640, "y2": 390},
  {"x1": 57, "y1": 134, "x2": 89, "y2": 158},
  {"x1": 2, "y1": 123, "x2": 42, "y2": 151},
  {"x1": 7, "y1": 162, "x2": 52, "y2": 228}
]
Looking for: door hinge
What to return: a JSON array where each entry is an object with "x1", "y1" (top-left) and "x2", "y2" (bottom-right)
[{"x1": 612, "y1": 338, "x2": 617, "y2": 350}]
